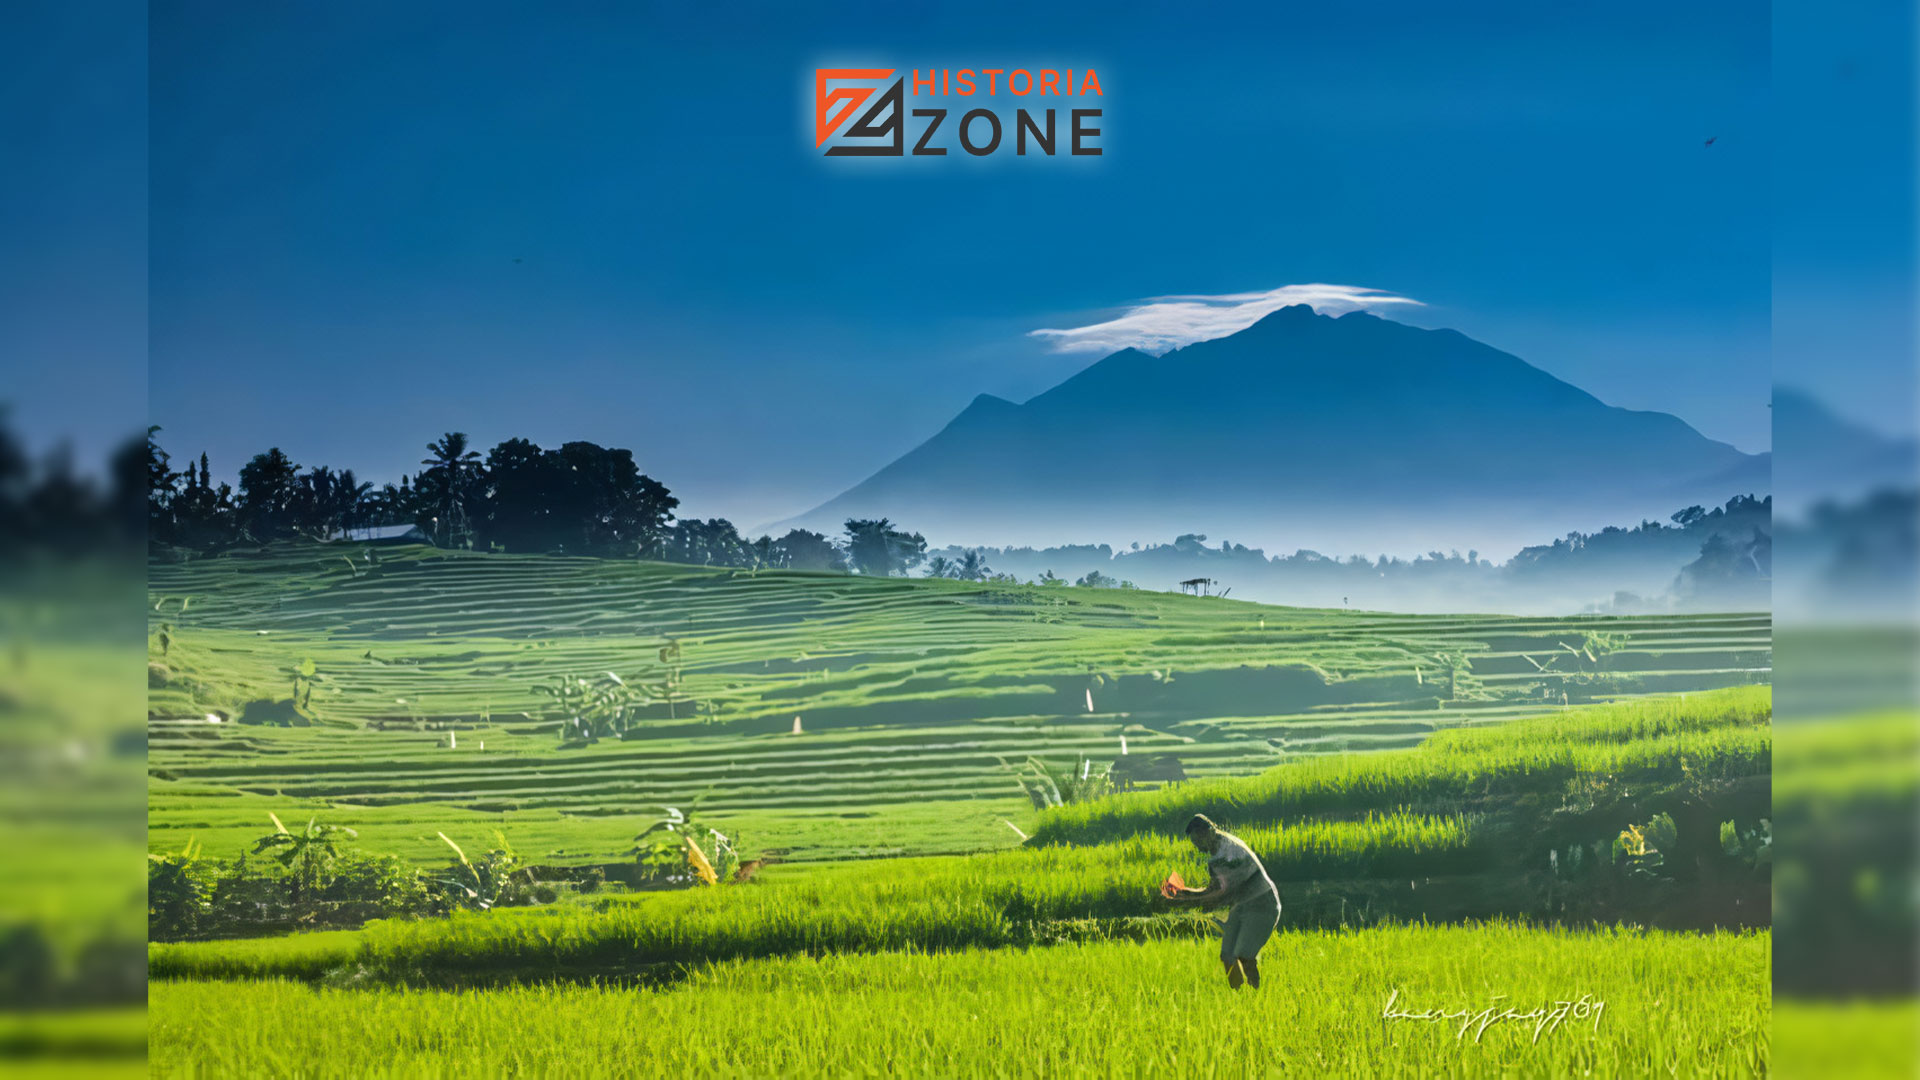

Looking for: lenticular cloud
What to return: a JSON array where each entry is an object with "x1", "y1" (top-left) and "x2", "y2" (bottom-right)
[{"x1": 1028, "y1": 284, "x2": 1424, "y2": 355}]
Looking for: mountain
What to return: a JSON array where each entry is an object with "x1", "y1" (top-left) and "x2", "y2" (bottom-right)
[
  {"x1": 1773, "y1": 385, "x2": 1918, "y2": 511},
  {"x1": 777, "y1": 306, "x2": 1768, "y2": 556}
]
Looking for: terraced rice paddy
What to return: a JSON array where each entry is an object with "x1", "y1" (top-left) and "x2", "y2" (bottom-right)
[
  {"x1": 148, "y1": 543, "x2": 1769, "y2": 863},
  {"x1": 1036, "y1": 687, "x2": 1771, "y2": 845},
  {"x1": 150, "y1": 687, "x2": 1771, "y2": 988},
  {"x1": 149, "y1": 635, "x2": 1775, "y2": 1075}
]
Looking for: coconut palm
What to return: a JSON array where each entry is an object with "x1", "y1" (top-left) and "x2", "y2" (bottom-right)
[
  {"x1": 333, "y1": 469, "x2": 373, "y2": 535},
  {"x1": 956, "y1": 549, "x2": 990, "y2": 581},
  {"x1": 293, "y1": 466, "x2": 374, "y2": 539},
  {"x1": 420, "y1": 433, "x2": 482, "y2": 547}
]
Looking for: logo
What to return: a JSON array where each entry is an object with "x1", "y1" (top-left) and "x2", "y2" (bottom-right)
[{"x1": 813, "y1": 66, "x2": 1104, "y2": 158}]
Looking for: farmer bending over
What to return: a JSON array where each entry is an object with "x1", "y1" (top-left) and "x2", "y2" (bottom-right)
[{"x1": 1165, "y1": 813, "x2": 1281, "y2": 989}]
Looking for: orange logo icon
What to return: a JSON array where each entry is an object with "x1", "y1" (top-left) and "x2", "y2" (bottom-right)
[{"x1": 814, "y1": 68, "x2": 896, "y2": 146}]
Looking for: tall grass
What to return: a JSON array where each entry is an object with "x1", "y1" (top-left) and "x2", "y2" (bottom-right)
[
  {"x1": 147, "y1": 930, "x2": 363, "y2": 983},
  {"x1": 356, "y1": 811, "x2": 1481, "y2": 980},
  {"x1": 1031, "y1": 687, "x2": 1771, "y2": 846},
  {"x1": 150, "y1": 923, "x2": 1771, "y2": 1078},
  {"x1": 154, "y1": 812, "x2": 1477, "y2": 983}
]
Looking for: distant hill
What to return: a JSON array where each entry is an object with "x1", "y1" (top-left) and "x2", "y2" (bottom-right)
[
  {"x1": 926, "y1": 494, "x2": 1771, "y2": 616},
  {"x1": 1773, "y1": 386, "x2": 1918, "y2": 510},
  {"x1": 778, "y1": 306, "x2": 1766, "y2": 555}
]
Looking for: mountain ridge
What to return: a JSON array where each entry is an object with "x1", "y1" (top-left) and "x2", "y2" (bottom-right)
[{"x1": 771, "y1": 306, "x2": 1765, "y2": 556}]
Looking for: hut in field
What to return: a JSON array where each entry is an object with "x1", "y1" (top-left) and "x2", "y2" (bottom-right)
[
  {"x1": 329, "y1": 523, "x2": 432, "y2": 545},
  {"x1": 1178, "y1": 577, "x2": 1218, "y2": 597}
]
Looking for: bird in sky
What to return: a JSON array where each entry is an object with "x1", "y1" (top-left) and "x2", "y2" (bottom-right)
[{"x1": 1704, "y1": 136, "x2": 1717, "y2": 147}]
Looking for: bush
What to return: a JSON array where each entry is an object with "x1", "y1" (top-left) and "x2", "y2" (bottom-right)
[
  {"x1": 149, "y1": 844, "x2": 445, "y2": 941},
  {"x1": 148, "y1": 848, "x2": 215, "y2": 940},
  {"x1": 430, "y1": 838, "x2": 536, "y2": 913},
  {"x1": 322, "y1": 853, "x2": 433, "y2": 923}
]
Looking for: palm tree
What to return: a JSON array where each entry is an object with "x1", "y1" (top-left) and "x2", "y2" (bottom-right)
[
  {"x1": 924, "y1": 555, "x2": 955, "y2": 579},
  {"x1": 292, "y1": 466, "x2": 374, "y2": 540},
  {"x1": 334, "y1": 469, "x2": 373, "y2": 537},
  {"x1": 421, "y1": 433, "x2": 482, "y2": 547},
  {"x1": 956, "y1": 550, "x2": 990, "y2": 581}
]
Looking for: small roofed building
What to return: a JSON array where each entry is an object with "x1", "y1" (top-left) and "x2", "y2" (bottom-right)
[
  {"x1": 1178, "y1": 577, "x2": 1218, "y2": 596},
  {"x1": 328, "y1": 523, "x2": 432, "y2": 545}
]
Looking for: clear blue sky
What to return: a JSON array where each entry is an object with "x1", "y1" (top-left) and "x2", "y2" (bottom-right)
[
  {"x1": 1, "y1": 0, "x2": 144, "y2": 467},
  {"x1": 146, "y1": 0, "x2": 1771, "y2": 526},
  {"x1": 1773, "y1": 0, "x2": 1917, "y2": 439}
]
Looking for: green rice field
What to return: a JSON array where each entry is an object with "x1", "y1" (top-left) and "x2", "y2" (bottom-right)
[
  {"x1": 2, "y1": 569, "x2": 149, "y2": 1077},
  {"x1": 146, "y1": 545, "x2": 1776, "y2": 1075},
  {"x1": 148, "y1": 543, "x2": 1770, "y2": 864},
  {"x1": 151, "y1": 923, "x2": 1769, "y2": 1078}
]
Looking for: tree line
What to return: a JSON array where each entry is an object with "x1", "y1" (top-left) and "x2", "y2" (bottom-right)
[
  {"x1": 928, "y1": 496, "x2": 1773, "y2": 612},
  {"x1": 141, "y1": 425, "x2": 1774, "y2": 608},
  {"x1": 145, "y1": 428, "x2": 970, "y2": 578},
  {"x1": 0, "y1": 408, "x2": 144, "y2": 556}
]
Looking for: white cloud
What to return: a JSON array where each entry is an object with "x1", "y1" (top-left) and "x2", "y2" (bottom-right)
[{"x1": 1028, "y1": 283, "x2": 1424, "y2": 355}]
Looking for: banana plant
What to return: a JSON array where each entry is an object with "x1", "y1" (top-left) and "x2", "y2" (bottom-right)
[
  {"x1": 539, "y1": 671, "x2": 656, "y2": 743},
  {"x1": 629, "y1": 805, "x2": 739, "y2": 886},
  {"x1": 253, "y1": 812, "x2": 358, "y2": 910},
  {"x1": 434, "y1": 830, "x2": 531, "y2": 911}
]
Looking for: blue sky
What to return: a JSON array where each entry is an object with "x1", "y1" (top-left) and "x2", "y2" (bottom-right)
[
  {"x1": 1773, "y1": 0, "x2": 1917, "y2": 440},
  {"x1": 145, "y1": 0, "x2": 1773, "y2": 525},
  {"x1": 1, "y1": 1, "x2": 144, "y2": 466}
]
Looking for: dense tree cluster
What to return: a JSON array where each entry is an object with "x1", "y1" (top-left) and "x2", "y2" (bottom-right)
[
  {"x1": 144, "y1": 429, "x2": 941, "y2": 577},
  {"x1": 0, "y1": 410, "x2": 144, "y2": 555}
]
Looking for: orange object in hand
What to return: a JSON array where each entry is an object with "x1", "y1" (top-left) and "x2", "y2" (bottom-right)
[{"x1": 1159, "y1": 872, "x2": 1188, "y2": 899}]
